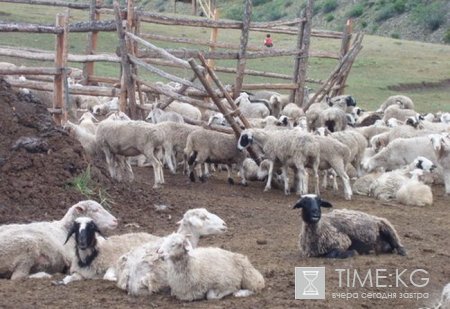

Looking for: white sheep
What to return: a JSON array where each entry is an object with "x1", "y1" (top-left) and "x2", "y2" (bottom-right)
[
  {"x1": 382, "y1": 105, "x2": 418, "y2": 123},
  {"x1": 63, "y1": 120, "x2": 98, "y2": 158},
  {"x1": 146, "y1": 107, "x2": 184, "y2": 124},
  {"x1": 92, "y1": 97, "x2": 119, "y2": 116},
  {"x1": 395, "y1": 169, "x2": 433, "y2": 206},
  {"x1": 235, "y1": 92, "x2": 270, "y2": 119},
  {"x1": 153, "y1": 101, "x2": 201, "y2": 121},
  {"x1": 378, "y1": 95, "x2": 415, "y2": 112},
  {"x1": 240, "y1": 158, "x2": 272, "y2": 186},
  {"x1": 57, "y1": 218, "x2": 160, "y2": 285},
  {"x1": 115, "y1": 208, "x2": 227, "y2": 296},
  {"x1": 281, "y1": 103, "x2": 304, "y2": 126},
  {"x1": 78, "y1": 111, "x2": 98, "y2": 134},
  {"x1": 293, "y1": 195, "x2": 406, "y2": 258},
  {"x1": 157, "y1": 233, "x2": 265, "y2": 301},
  {"x1": 429, "y1": 133, "x2": 450, "y2": 194},
  {"x1": 0, "y1": 200, "x2": 117, "y2": 280}
]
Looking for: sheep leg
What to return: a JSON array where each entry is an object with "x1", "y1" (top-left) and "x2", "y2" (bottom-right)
[
  {"x1": 144, "y1": 147, "x2": 163, "y2": 188},
  {"x1": 11, "y1": 260, "x2": 34, "y2": 280},
  {"x1": 239, "y1": 164, "x2": 247, "y2": 186},
  {"x1": 263, "y1": 160, "x2": 274, "y2": 192},
  {"x1": 312, "y1": 158, "x2": 320, "y2": 195},
  {"x1": 28, "y1": 272, "x2": 52, "y2": 279},
  {"x1": 206, "y1": 289, "x2": 234, "y2": 300},
  {"x1": 233, "y1": 290, "x2": 254, "y2": 297},
  {"x1": 226, "y1": 164, "x2": 234, "y2": 185},
  {"x1": 281, "y1": 165, "x2": 290, "y2": 195},
  {"x1": 103, "y1": 147, "x2": 117, "y2": 180},
  {"x1": 444, "y1": 172, "x2": 450, "y2": 194},
  {"x1": 54, "y1": 272, "x2": 84, "y2": 285},
  {"x1": 378, "y1": 219, "x2": 407, "y2": 256},
  {"x1": 163, "y1": 147, "x2": 176, "y2": 174},
  {"x1": 333, "y1": 162, "x2": 352, "y2": 200},
  {"x1": 324, "y1": 249, "x2": 356, "y2": 259},
  {"x1": 322, "y1": 171, "x2": 328, "y2": 189},
  {"x1": 331, "y1": 169, "x2": 339, "y2": 191}
]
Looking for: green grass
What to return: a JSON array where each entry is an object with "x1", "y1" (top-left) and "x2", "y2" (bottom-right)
[{"x1": 1, "y1": 2, "x2": 450, "y2": 112}]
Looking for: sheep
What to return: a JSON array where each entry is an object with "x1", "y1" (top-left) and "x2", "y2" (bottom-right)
[
  {"x1": 395, "y1": 169, "x2": 433, "y2": 206},
  {"x1": 78, "y1": 111, "x2": 98, "y2": 134},
  {"x1": 378, "y1": 95, "x2": 415, "y2": 112},
  {"x1": 292, "y1": 194, "x2": 406, "y2": 258},
  {"x1": 0, "y1": 200, "x2": 117, "y2": 280},
  {"x1": 57, "y1": 217, "x2": 160, "y2": 285},
  {"x1": 237, "y1": 128, "x2": 320, "y2": 196},
  {"x1": 353, "y1": 171, "x2": 383, "y2": 196},
  {"x1": 269, "y1": 94, "x2": 290, "y2": 117},
  {"x1": 406, "y1": 115, "x2": 450, "y2": 132},
  {"x1": 239, "y1": 158, "x2": 272, "y2": 186},
  {"x1": 96, "y1": 119, "x2": 165, "y2": 187},
  {"x1": 440, "y1": 283, "x2": 450, "y2": 309},
  {"x1": 146, "y1": 107, "x2": 184, "y2": 124},
  {"x1": 154, "y1": 101, "x2": 202, "y2": 121},
  {"x1": 92, "y1": 97, "x2": 119, "y2": 116},
  {"x1": 116, "y1": 208, "x2": 227, "y2": 296},
  {"x1": 382, "y1": 105, "x2": 418, "y2": 123},
  {"x1": 63, "y1": 121, "x2": 98, "y2": 158},
  {"x1": 429, "y1": 133, "x2": 450, "y2": 194},
  {"x1": 156, "y1": 233, "x2": 265, "y2": 301},
  {"x1": 235, "y1": 92, "x2": 270, "y2": 119},
  {"x1": 355, "y1": 111, "x2": 383, "y2": 127},
  {"x1": 207, "y1": 112, "x2": 228, "y2": 127},
  {"x1": 354, "y1": 124, "x2": 390, "y2": 141},
  {"x1": 363, "y1": 135, "x2": 438, "y2": 172},
  {"x1": 74, "y1": 95, "x2": 102, "y2": 111},
  {"x1": 184, "y1": 128, "x2": 247, "y2": 184},
  {"x1": 368, "y1": 157, "x2": 436, "y2": 201},
  {"x1": 281, "y1": 103, "x2": 304, "y2": 126}
]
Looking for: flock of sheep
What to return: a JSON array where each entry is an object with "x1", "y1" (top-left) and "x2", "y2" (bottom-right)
[{"x1": 1, "y1": 65, "x2": 450, "y2": 304}]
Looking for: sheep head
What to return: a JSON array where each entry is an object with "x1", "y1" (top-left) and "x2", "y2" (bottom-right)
[
  {"x1": 292, "y1": 194, "x2": 332, "y2": 224},
  {"x1": 177, "y1": 208, "x2": 227, "y2": 236},
  {"x1": 157, "y1": 233, "x2": 193, "y2": 260},
  {"x1": 237, "y1": 130, "x2": 253, "y2": 150}
]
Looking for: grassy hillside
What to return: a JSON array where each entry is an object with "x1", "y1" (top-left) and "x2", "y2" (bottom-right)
[{"x1": 0, "y1": 2, "x2": 449, "y2": 112}]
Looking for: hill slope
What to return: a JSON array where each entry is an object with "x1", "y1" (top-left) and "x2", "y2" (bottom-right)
[{"x1": 138, "y1": 0, "x2": 450, "y2": 44}]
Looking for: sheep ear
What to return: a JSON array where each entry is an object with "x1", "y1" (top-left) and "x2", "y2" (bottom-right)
[
  {"x1": 292, "y1": 199, "x2": 305, "y2": 209},
  {"x1": 64, "y1": 225, "x2": 77, "y2": 245},
  {"x1": 183, "y1": 238, "x2": 193, "y2": 254},
  {"x1": 75, "y1": 205, "x2": 85, "y2": 214},
  {"x1": 320, "y1": 199, "x2": 333, "y2": 208},
  {"x1": 94, "y1": 225, "x2": 107, "y2": 240}
]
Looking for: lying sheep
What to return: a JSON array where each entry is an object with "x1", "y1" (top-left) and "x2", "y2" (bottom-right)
[
  {"x1": 152, "y1": 101, "x2": 201, "y2": 121},
  {"x1": 382, "y1": 105, "x2": 418, "y2": 123},
  {"x1": 240, "y1": 158, "x2": 271, "y2": 186},
  {"x1": 92, "y1": 97, "x2": 119, "y2": 116},
  {"x1": 116, "y1": 208, "x2": 227, "y2": 296},
  {"x1": 378, "y1": 95, "x2": 414, "y2": 112},
  {"x1": 306, "y1": 95, "x2": 356, "y2": 132},
  {"x1": 235, "y1": 92, "x2": 270, "y2": 119},
  {"x1": 293, "y1": 195, "x2": 406, "y2": 258},
  {"x1": 146, "y1": 107, "x2": 184, "y2": 124},
  {"x1": 157, "y1": 233, "x2": 265, "y2": 301},
  {"x1": 395, "y1": 169, "x2": 433, "y2": 206},
  {"x1": 0, "y1": 200, "x2": 117, "y2": 280},
  {"x1": 74, "y1": 95, "x2": 101, "y2": 111},
  {"x1": 185, "y1": 128, "x2": 247, "y2": 184},
  {"x1": 57, "y1": 217, "x2": 160, "y2": 285}
]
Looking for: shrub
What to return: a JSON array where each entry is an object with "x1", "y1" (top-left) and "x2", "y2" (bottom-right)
[
  {"x1": 253, "y1": 0, "x2": 271, "y2": 6},
  {"x1": 322, "y1": 0, "x2": 338, "y2": 14},
  {"x1": 444, "y1": 28, "x2": 450, "y2": 44},
  {"x1": 223, "y1": 4, "x2": 243, "y2": 20},
  {"x1": 348, "y1": 4, "x2": 364, "y2": 18},
  {"x1": 325, "y1": 14, "x2": 334, "y2": 22},
  {"x1": 413, "y1": 2, "x2": 446, "y2": 32},
  {"x1": 361, "y1": 21, "x2": 367, "y2": 28},
  {"x1": 391, "y1": 33, "x2": 400, "y2": 39}
]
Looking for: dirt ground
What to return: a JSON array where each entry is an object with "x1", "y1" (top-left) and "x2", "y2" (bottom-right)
[{"x1": 0, "y1": 79, "x2": 449, "y2": 309}]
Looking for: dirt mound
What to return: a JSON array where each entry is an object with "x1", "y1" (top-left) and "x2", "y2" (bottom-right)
[
  {"x1": 0, "y1": 79, "x2": 87, "y2": 224},
  {"x1": 388, "y1": 78, "x2": 450, "y2": 92}
]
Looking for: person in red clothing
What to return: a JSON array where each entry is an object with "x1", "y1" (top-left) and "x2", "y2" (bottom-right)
[{"x1": 264, "y1": 34, "x2": 273, "y2": 48}]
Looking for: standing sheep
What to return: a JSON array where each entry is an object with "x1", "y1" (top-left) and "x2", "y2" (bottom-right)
[
  {"x1": 293, "y1": 195, "x2": 406, "y2": 258},
  {"x1": 146, "y1": 107, "x2": 184, "y2": 124},
  {"x1": 429, "y1": 133, "x2": 450, "y2": 194},
  {"x1": 157, "y1": 233, "x2": 265, "y2": 301},
  {"x1": 235, "y1": 92, "x2": 270, "y2": 119}
]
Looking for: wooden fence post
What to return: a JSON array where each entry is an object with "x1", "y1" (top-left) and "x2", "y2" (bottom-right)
[
  {"x1": 233, "y1": 0, "x2": 252, "y2": 99},
  {"x1": 83, "y1": 0, "x2": 101, "y2": 85},
  {"x1": 290, "y1": 11, "x2": 306, "y2": 103},
  {"x1": 296, "y1": 0, "x2": 313, "y2": 108},
  {"x1": 53, "y1": 13, "x2": 68, "y2": 125},
  {"x1": 206, "y1": 8, "x2": 218, "y2": 84},
  {"x1": 333, "y1": 19, "x2": 353, "y2": 96}
]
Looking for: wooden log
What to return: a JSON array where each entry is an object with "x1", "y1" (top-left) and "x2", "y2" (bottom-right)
[
  {"x1": 69, "y1": 20, "x2": 116, "y2": 32},
  {"x1": 62, "y1": 11, "x2": 70, "y2": 123},
  {"x1": 82, "y1": 0, "x2": 101, "y2": 85},
  {"x1": 0, "y1": 22, "x2": 62, "y2": 34},
  {"x1": 291, "y1": 15, "x2": 306, "y2": 103},
  {"x1": 124, "y1": 0, "x2": 137, "y2": 118},
  {"x1": 206, "y1": 9, "x2": 219, "y2": 84},
  {"x1": 128, "y1": 54, "x2": 204, "y2": 92},
  {"x1": 242, "y1": 83, "x2": 298, "y2": 90},
  {"x1": 137, "y1": 47, "x2": 302, "y2": 60},
  {"x1": 88, "y1": 75, "x2": 120, "y2": 84},
  {"x1": 6, "y1": 78, "x2": 120, "y2": 96},
  {"x1": 0, "y1": 47, "x2": 120, "y2": 62},
  {"x1": 0, "y1": 67, "x2": 61, "y2": 75},
  {"x1": 233, "y1": 0, "x2": 252, "y2": 98},
  {"x1": 134, "y1": 75, "x2": 219, "y2": 111},
  {"x1": 53, "y1": 14, "x2": 67, "y2": 125},
  {"x1": 183, "y1": 117, "x2": 234, "y2": 134},
  {"x1": 0, "y1": 0, "x2": 114, "y2": 9},
  {"x1": 295, "y1": 0, "x2": 313, "y2": 107},
  {"x1": 334, "y1": 19, "x2": 353, "y2": 96}
]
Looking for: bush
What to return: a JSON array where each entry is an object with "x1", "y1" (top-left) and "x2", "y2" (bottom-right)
[
  {"x1": 444, "y1": 28, "x2": 450, "y2": 44},
  {"x1": 322, "y1": 0, "x2": 338, "y2": 14},
  {"x1": 391, "y1": 33, "x2": 400, "y2": 39},
  {"x1": 325, "y1": 14, "x2": 334, "y2": 22},
  {"x1": 413, "y1": 2, "x2": 446, "y2": 31},
  {"x1": 361, "y1": 21, "x2": 367, "y2": 28},
  {"x1": 253, "y1": 0, "x2": 271, "y2": 6},
  {"x1": 348, "y1": 4, "x2": 364, "y2": 18},
  {"x1": 223, "y1": 4, "x2": 244, "y2": 21}
]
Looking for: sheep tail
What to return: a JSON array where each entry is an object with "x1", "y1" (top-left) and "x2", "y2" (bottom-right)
[
  {"x1": 237, "y1": 255, "x2": 265, "y2": 292},
  {"x1": 378, "y1": 219, "x2": 407, "y2": 256}
]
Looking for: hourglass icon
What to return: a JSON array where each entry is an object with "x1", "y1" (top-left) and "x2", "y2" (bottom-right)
[{"x1": 302, "y1": 270, "x2": 319, "y2": 296}]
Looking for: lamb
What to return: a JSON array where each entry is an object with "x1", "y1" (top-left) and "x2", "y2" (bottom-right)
[
  {"x1": 378, "y1": 95, "x2": 415, "y2": 112},
  {"x1": 368, "y1": 157, "x2": 436, "y2": 201},
  {"x1": 78, "y1": 111, "x2": 98, "y2": 134},
  {"x1": 406, "y1": 115, "x2": 450, "y2": 132},
  {"x1": 154, "y1": 101, "x2": 201, "y2": 121},
  {"x1": 429, "y1": 133, "x2": 450, "y2": 194},
  {"x1": 235, "y1": 92, "x2": 270, "y2": 119},
  {"x1": 395, "y1": 169, "x2": 433, "y2": 206},
  {"x1": 281, "y1": 103, "x2": 304, "y2": 127},
  {"x1": 92, "y1": 97, "x2": 119, "y2": 116},
  {"x1": 237, "y1": 128, "x2": 320, "y2": 196},
  {"x1": 207, "y1": 112, "x2": 229, "y2": 127},
  {"x1": 239, "y1": 158, "x2": 272, "y2": 186},
  {"x1": 269, "y1": 94, "x2": 290, "y2": 117},
  {"x1": 63, "y1": 121, "x2": 98, "y2": 158},
  {"x1": 74, "y1": 95, "x2": 101, "y2": 111},
  {"x1": 57, "y1": 217, "x2": 159, "y2": 285},
  {"x1": 354, "y1": 124, "x2": 390, "y2": 141},
  {"x1": 363, "y1": 135, "x2": 438, "y2": 172},
  {"x1": 293, "y1": 194, "x2": 406, "y2": 258},
  {"x1": 184, "y1": 128, "x2": 247, "y2": 184},
  {"x1": 382, "y1": 105, "x2": 418, "y2": 123},
  {"x1": 96, "y1": 119, "x2": 165, "y2": 187},
  {"x1": 146, "y1": 107, "x2": 184, "y2": 124},
  {"x1": 115, "y1": 208, "x2": 227, "y2": 296},
  {"x1": 156, "y1": 233, "x2": 265, "y2": 301},
  {"x1": 353, "y1": 171, "x2": 383, "y2": 196},
  {"x1": 0, "y1": 200, "x2": 117, "y2": 280}
]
